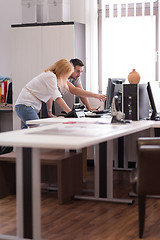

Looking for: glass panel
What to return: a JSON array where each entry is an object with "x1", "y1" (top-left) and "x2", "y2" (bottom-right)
[
  {"x1": 128, "y1": 3, "x2": 134, "y2": 16},
  {"x1": 114, "y1": 4, "x2": 118, "y2": 17},
  {"x1": 102, "y1": 15, "x2": 156, "y2": 91},
  {"x1": 136, "y1": 3, "x2": 142, "y2": 16},
  {"x1": 121, "y1": 4, "x2": 126, "y2": 17},
  {"x1": 106, "y1": 4, "x2": 109, "y2": 18},
  {"x1": 100, "y1": 0, "x2": 158, "y2": 93},
  {"x1": 153, "y1": 0, "x2": 158, "y2": 15},
  {"x1": 145, "y1": 2, "x2": 150, "y2": 15}
]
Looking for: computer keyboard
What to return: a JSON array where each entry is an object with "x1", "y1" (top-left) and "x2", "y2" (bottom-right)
[
  {"x1": 92, "y1": 110, "x2": 110, "y2": 114},
  {"x1": 85, "y1": 110, "x2": 111, "y2": 118}
]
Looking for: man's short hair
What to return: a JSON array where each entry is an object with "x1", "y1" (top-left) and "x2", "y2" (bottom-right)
[{"x1": 70, "y1": 58, "x2": 84, "y2": 68}]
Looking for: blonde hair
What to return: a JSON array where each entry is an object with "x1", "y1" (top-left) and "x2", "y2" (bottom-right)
[{"x1": 44, "y1": 59, "x2": 74, "y2": 90}]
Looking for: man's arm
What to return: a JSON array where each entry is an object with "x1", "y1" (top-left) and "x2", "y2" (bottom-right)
[
  {"x1": 73, "y1": 83, "x2": 97, "y2": 111},
  {"x1": 67, "y1": 81, "x2": 106, "y2": 102}
]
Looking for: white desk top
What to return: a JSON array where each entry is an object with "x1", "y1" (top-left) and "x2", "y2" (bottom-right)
[
  {"x1": 0, "y1": 119, "x2": 159, "y2": 150},
  {"x1": 26, "y1": 116, "x2": 112, "y2": 125}
]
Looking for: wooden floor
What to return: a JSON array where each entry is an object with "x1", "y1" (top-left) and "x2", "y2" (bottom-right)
[{"x1": 0, "y1": 167, "x2": 160, "y2": 240}]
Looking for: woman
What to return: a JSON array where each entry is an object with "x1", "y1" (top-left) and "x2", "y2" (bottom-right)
[
  {"x1": 15, "y1": 59, "x2": 73, "y2": 129},
  {"x1": 15, "y1": 58, "x2": 106, "y2": 129}
]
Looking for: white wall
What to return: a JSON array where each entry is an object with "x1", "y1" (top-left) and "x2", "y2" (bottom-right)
[
  {"x1": 70, "y1": 0, "x2": 85, "y2": 24},
  {"x1": 0, "y1": 0, "x2": 22, "y2": 77},
  {"x1": 0, "y1": 0, "x2": 86, "y2": 78},
  {"x1": 0, "y1": 0, "x2": 98, "y2": 93}
]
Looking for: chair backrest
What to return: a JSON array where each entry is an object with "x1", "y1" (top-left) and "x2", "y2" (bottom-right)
[{"x1": 137, "y1": 137, "x2": 160, "y2": 196}]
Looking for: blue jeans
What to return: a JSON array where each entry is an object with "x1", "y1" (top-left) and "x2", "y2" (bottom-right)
[{"x1": 15, "y1": 104, "x2": 39, "y2": 129}]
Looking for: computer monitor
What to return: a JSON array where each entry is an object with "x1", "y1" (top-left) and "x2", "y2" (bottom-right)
[
  {"x1": 105, "y1": 78, "x2": 125, "y2": 111},
  {"x1": 147, "y1": 81, "x2": 160, "y2": 120}
]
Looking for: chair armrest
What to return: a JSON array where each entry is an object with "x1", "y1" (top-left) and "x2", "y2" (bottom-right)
[{"x1": 138, "y1": 137, "x2": 160, "y2": 147}]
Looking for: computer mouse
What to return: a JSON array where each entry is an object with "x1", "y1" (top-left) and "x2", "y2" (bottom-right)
[{"x1": 123, "y1": 119, "x2": 132, "y2": 123}]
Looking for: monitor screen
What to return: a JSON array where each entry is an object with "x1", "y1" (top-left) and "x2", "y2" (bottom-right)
[
  {"x1": 147, "y1": 81, "x2": 160, "y2": 119},
  {"x1": 105, "y1": 78, "x2": 125, "y2": 111}
]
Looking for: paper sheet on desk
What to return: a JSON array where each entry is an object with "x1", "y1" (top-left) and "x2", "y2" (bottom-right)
[
  {"x1": 28, "y1": 123, "x2": 112, "y2": 137},
  {"x1": 62, "y1": 117, "x2": 112, "y2": 125}
]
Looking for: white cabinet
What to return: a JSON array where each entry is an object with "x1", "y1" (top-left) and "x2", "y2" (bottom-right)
[
  {"x1": 11, "y1": 22, "x2": 85, "y2": 129},
  {"x1": 42, "y1": 25, "x2": 75, "y2": 68}
]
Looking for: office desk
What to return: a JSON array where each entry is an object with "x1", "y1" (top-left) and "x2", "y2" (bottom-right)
[
  {"x1": 26, "y1": 115, "x2": 112, "y2": 125},
  {"x1": 26, "y1": 117, "x2": 154, "y2": 198},
  {"x1": 0, "y1": 119, "x2": 159, "y2": 239}
]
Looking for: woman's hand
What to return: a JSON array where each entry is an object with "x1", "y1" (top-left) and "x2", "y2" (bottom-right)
[
  {"x1": 46, "y1": 98, "x2": 56, "y2": 117},
  {"x1": 47, "y1": 111, "x2": 56, "y2": 118}
]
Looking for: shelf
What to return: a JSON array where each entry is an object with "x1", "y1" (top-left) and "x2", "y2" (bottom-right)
[{"x1": 0, "y1": 103, "x2": 13, "y2": 112}]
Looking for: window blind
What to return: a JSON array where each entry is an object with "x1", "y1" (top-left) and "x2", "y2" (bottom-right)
[{"x1": 105, "y1": 1, "x2": 158, "y2": 18}]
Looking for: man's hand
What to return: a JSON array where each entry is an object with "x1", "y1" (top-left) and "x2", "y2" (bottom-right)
[{"x1": 95, "y1": 94, "x2": 106, "y2": 102}]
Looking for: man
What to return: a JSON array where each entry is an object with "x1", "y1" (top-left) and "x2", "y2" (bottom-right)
[
  {"x1": 46, "y1": 59, "x2": 106, "y2": 117},
  {"x1": 67, "y1": 58, "x2": 99, "y2": 111}
]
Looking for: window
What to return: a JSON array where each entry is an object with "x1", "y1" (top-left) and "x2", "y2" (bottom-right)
[{"x1": 98, "y1": 0, "x2": 159, "y2": 93}]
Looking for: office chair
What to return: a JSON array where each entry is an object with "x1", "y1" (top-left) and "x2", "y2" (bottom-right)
[{"x1": 135, "y1": 137, "x2": 160, "y2": 238}]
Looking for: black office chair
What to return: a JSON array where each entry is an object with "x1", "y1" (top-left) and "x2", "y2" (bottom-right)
[
  {"x1": 134, "y1": 137, "x2": 160, "y2": 238},
  {"x1": 0, "y1": 146, "x2": 13, "y2": 155},
  {"x1": 40, "y1": 101, "x2": 55, "y2": 118}
]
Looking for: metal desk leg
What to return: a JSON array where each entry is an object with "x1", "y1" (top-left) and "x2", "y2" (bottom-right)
[
  {"x1": 16, "y1": 147, "x2": 41, "y2": 239},
  {"x1": 76, "y1": 141, "x2": 113, "y2": 200},
  {"x1": 94, "y1": 141, "x2": 113, "y2": 199},
  {"x1": 94, "y1": 144, "x2": 99, "y2": 198},
  {"x1": 32, "y1": 148, "x2": 41, "y2": 239},
  {"x1": 106, "y1": 140, "x2": 113, "y2": 199},
  {"x1": 75, "y1": 140, "x2": 134, "y2": 204},
  {"x1": 99, "y1": 141, "x2": 107, "y2": 198}
]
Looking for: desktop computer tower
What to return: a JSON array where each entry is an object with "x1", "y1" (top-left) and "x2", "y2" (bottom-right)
[{"x1": 122, "y1": 83, "x2": 150, "y2": 120}]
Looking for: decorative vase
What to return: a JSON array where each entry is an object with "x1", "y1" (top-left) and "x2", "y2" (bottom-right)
[{"x1": 128, "y1": 69, "x2": 140, "y2": 84}]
